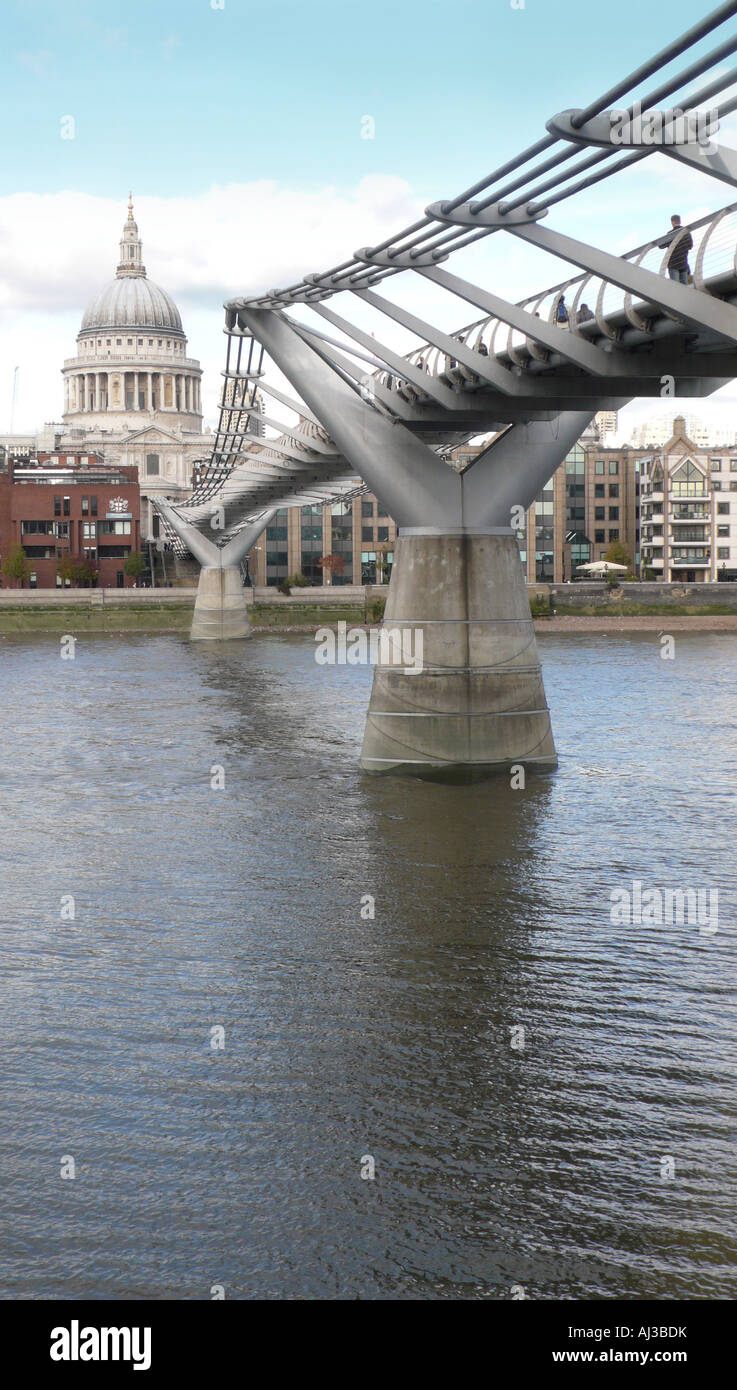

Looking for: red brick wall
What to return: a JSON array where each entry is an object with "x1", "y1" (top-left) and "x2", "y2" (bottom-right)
[{"x1": 0, "y1": 460, "x2": 141, "y2": 589}]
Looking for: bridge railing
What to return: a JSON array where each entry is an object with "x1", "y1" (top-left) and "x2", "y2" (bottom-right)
[{"x1": 372, "y1": 201, "x2": 737, "y2": 400}]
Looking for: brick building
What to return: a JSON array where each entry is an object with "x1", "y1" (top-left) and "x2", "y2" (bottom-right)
[{"x1": 0, "y1": 451, "x2": 141, "y2": 589}]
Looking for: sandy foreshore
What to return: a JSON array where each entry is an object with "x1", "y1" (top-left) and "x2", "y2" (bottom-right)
[{"x1": 533, "y1": 614, "x2": 737, "y2": 632}]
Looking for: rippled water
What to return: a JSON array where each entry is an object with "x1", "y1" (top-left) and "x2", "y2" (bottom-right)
[{"x1": 0, "y1": 629, "x2": 735, "y2": 1300}]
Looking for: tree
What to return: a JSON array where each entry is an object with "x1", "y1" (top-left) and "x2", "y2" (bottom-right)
[
  {"x1": 2, "y1": 544, "x2": 31, "y2": 588},
  {"x1": 56, "y1": 555, "x2": 98, "y2": 587},
  {"x1": 317, "y1": 554, "x2": 345, "y2": 583},
  {"x1": 603, "y1": 540, "x2": 633, "y2": 571},
  {"x1": 123, "y1": 551, "x2": 145, "y2": 581},
  {"x1": 56, "y1": 554, "x2": 78, "y2": 586},
  {"x1": 76, "y1": 558, "x2": 98, "y2": 587}
]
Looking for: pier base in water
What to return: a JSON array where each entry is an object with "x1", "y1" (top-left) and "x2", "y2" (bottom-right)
[
  {"x1": 359, "y1": 531, "x2": 557, "y2": 780},
  {"x1": 190, "y1": 566, "x2": 251, "y2": 641}
]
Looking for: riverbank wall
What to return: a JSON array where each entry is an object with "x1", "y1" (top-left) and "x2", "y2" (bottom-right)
[{"x1": 2, "y1": 582, "x2": 737, "y2": 633}]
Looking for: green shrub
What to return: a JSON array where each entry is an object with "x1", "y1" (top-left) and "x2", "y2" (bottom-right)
[
  {"x1": 369, "y1": 597, "x2": 386, "y2": 622},
  {"x1": 529, "y1": 594, "x2": 551, "y2": 617},
  {"x1": 291, "y1": 572, "x2": 310, "y2": 587},
  {"x1": 277, "y1": 577, "x2": 292, "y2": 595}
]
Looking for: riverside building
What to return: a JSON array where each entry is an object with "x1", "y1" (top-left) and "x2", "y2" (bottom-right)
[
  {"x1": 0, "y1": 452, "x2": 141, "y2": 589},
  {"x1": 640, "y1": 416, "x2": 737, "y2": 582},
  {"x1": 1, "y1": 197, "x2": 216, "y2": 545}
]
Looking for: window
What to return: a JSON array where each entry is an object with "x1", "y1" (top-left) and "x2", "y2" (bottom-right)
[
  {"x1": 731, "y1": 482, "x2": 737, "y2": 492},
  {"x1": 54, "y1": 495, "x2": 61, "y2": 517},
  {"x1": 91, "y1": 496, "x2": 98, "y2": 517},
  {"x1": 731, "y1": 460, "x2": 737, "y2": 472},
  {"x1": 595, "y1": 529, "x2": 605, "y2": 542},
  {"x1": 82, "y1": 496, "x2": 89, "y2": 514},
  {"x1": 609, "y1": 461, "x2": 618, "y2": 474},
  {"x1": 710, "y1": 458, "x2": 722, "y2": 471},
  {"x1": 595, "y1": 506, "x2": 605, "y2": 520},
  {"x1": 671, "y1": 459, "x2": 706, "y2": 496},
  {"x1": 609, "y1": 507, "x2": 619, "y2": 521},
  {"x1": 595, "y1": 460, "x2": 605, "y2": 474},
  {"x1": 718, "y1": 547, "x2": 730, "y2": 559},
  {"x1": 713, "y1": 481, "x2": 722, "y2": 491},
  {"x1": 146, "y1": 454, "x2": 160, "y2": 476},
  {"x1": 63, "y1": 496, "x2": 70, "y2": 517},
  {"x1": 83, "y1": 522, "x2": 96, "y2": 539},
  {"x1": 362, "y1": 501, "x2": 374, "y2": 517},
  {"x1": 595, "y1": 484, "x2": 605, "y2": 497},
  {"x1": 362, "y1": 526, "x2": 373, "y2": 542},
  {"x1": 377, "y1": 526, "x2": 389, "y2": 542},
  {"x1": 717, "y1": 525, "x2": 730, "y2": 537},
  {"x1": 608, "y1": 529, "x2": 619, "y2": 540},
  {"x1": 718, "y1": 502, "x2": 730, "y2": 514},
  {"x1": 609, "y1": 484, "x2": 619, "y2": 498}
]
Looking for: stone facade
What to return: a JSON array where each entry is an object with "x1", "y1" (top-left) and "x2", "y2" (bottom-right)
[{"x1": 11, "y1": 197, "x2": 215, "y2": 542}]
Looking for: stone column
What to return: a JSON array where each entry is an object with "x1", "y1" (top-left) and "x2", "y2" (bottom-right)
[{"x1": 134, "y1": 372, "x2": 140, "y2": 409}]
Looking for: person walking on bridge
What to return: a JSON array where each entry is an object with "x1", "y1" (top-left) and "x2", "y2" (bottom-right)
[{"x1": 659, "y1": 214, "x2": 693, "y2": 284}]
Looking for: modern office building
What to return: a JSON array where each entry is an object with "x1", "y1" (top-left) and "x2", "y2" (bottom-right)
[
  {"x1": 247, "y1": 494, "x2": 398, "y2": 587},
  {"x1": 521, "y1": 425, "x2": 641, "y2": 582}
]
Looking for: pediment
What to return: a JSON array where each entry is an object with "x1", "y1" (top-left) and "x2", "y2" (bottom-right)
[{"x1": 124, "y1": 426, "x2": 180, "y2": 444}]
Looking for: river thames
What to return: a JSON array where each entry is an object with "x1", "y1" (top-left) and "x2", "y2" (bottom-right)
[{"x1": 0, "y1": 629, "x2": 735, "y2": 1299}]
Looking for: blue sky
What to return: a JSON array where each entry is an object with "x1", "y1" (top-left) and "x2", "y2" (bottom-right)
[
  {"x1": 3, "y1": 0, "x2": 737, "y2": 435},
  {"x1": 2, "y1": 0, "x2": 716, "y2": 197}
]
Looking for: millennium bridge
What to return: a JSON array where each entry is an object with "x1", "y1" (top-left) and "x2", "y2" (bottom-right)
[{"x1": 157, "y1": 0, "x2": 737, "y2": 778}]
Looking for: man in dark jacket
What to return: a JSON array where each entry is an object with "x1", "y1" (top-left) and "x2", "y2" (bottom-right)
[{"x1": 659, "y1": 214, "x2": 693, "y2": 284}]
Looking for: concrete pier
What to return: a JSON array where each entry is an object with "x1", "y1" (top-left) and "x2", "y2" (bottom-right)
[
  {"x1": 190, "y1": 565, "x2": 251, "y2": 641},
  {"x1": 359, "y1": 530, "x2": 557, "y2": 779}
]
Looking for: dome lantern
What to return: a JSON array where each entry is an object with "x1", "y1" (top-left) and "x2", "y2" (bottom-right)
[{"x1": 117, "y1": 192, "x2": 146, "y2": 278}]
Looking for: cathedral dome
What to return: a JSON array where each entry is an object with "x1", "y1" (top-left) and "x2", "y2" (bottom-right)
[
  {"x1": 81, "y1": 276, "x2": 183, "y2": 334},
  {"x1": 78, "y1": 195, "x2": 184, "y2": 338}
]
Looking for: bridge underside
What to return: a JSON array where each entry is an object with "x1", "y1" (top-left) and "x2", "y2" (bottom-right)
[{"x1": 156, "y1": 6, "x2": 737, "y2": 777}]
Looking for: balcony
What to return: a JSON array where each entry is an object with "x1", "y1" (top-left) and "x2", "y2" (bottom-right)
[{"x1": 671, "y1": 510, "x2": 710, "y2": 522}]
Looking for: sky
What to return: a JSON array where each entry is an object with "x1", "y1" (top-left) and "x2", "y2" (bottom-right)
[{"x1": 3, "y1": 0, "x2": 737, "y2": 439}]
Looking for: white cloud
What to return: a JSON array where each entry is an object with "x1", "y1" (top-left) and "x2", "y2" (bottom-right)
[
  {"x1": 2, "y1": 157, "x2": 737, "y2": 438},
  {"x1": 0, "y1": 177, "x2": 424, "y2": 430}
]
